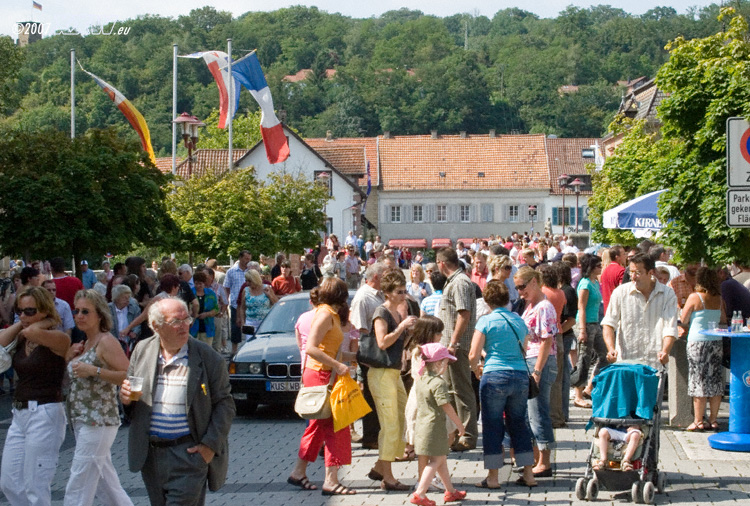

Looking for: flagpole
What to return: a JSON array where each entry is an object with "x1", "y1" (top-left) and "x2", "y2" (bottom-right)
[
  {"x1": 227, "y1": 38, "x2": 233, "y2": 172},
  {"x1": 70, "y1": 48, "x2": 75, "y2": 138},
  {"x1": 172, "y1": 43, "x2": 178, "y2": 175}
]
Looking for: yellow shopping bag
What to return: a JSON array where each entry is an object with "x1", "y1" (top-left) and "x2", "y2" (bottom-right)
[{"x1": 330, "y1": 374, "x2": 372, "y2": 433}]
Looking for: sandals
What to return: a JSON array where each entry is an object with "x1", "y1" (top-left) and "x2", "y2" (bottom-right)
[
  {"x1": 410, "y1": 493, "x2": 437, "y2": 506},
  {"x1": 475, "y1": 479, "x2": 501, "y2": 489},
  {"x1": 367, "y1": 468, "x2": 384, "y2": 481},
  {"x1": 444, "y1": 489, "x2": 467, "y2": 502},
  {"x1": 709, "y1": 421, "x2": 720, "y2": 431},
  {"x1": 381, "y1": 480, "x2": 411, "y2": 491},
  {"x1": 321, "y1": 484, "x2": 356, "y2": 496},
  {"x1": 621, "y1": 460, "x2": 634, "y2": 472},
  {"x1": 573, "y1": 399, "x2": 592, "y2": 408},
  {"x1": 287, "y1": 476, "x2": 318, "y2": 490},
  {"x1": 515, "y1": 476, "x2": 538, "y2": 488},
  {"x1": 395, "y1": 447, "x2": 416, "y2": 461},
  {"x1": 592, "y1": 459, "x2": 605, "y2": 471},
  {"x1": 686, "y1": 421, "x2": 706, "y2": 432}
]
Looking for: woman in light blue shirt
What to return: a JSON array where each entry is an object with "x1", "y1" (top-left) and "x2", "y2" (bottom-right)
[
  {"x1": 573, "y1": 254, "x2": 604, "y2": 408},
  {"x1": 469, "y1": 280, "x2": 537, "y2": 488},
  {"x1": 680, "y1": 267, "x2": 726, "y2": 431}
]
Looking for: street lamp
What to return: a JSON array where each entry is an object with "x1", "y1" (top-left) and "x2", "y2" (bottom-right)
[
  {"x1": 569, "y1": 177, "x2": 584, "y2": 233},
  {"x1": 173, "y1": 112, "x2": 206, "y2": 178},
  {"x1": 528, "y1": 205, "x2": 536, "y2": 234},
  {"x1": 557, "y1": 173, "x2": 570, "y2": 235}
]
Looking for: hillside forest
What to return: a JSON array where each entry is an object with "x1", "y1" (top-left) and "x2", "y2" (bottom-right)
[{"x1": 1, "y1": 2, "x2": 745, "y2": 156}]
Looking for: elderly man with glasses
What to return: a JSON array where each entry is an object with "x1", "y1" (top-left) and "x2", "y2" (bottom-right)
[{"x1": 120, "y1": 297, "x2": 234, "y2": 506}]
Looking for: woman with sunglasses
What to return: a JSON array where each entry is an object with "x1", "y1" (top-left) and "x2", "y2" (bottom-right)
[
  {"x1": 514, "y1": 266, "x2": 559, "y2": 478},
  {"x1": 367, "y1": 269, "x2": 417, "y2": 491},
  {"x1": 64, "y1": 289, "x2": 132, "y2": 505},
  {"x1": 0, "y1": 286, "x2": 70, "y2": 505}
]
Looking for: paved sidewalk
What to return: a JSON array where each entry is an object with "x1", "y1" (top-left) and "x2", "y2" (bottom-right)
[{"x1": 1, "y1": 401, "x2": 749, "y2": 505}]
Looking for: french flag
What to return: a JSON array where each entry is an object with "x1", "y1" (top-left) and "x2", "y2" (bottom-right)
[
  {"x1": 181, "y1": 51, "x2": 240, "y2": 129},
  {"x1": 231, "y1": 52, "x2": 290, "y2": 164}
]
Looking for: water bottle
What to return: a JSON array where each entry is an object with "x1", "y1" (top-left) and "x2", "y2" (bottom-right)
[{"x1": 733, "y1": 311, "x2": 741, "y2": 332}]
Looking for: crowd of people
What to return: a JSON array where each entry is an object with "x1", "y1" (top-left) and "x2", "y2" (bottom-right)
[
  {"x1": 283, "y1": 231, "x2": 750, "y2": 505},
  {"x1": 2, "y1": 228, "x2": 749, "y2": 505}
]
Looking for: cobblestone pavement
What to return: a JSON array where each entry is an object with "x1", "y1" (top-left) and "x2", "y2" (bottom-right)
[{"x1": 0, "y1": 401, "x2": 748, "y2": 505}]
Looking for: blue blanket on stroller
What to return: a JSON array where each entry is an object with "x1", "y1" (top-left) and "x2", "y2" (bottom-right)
[{"x1": 587, "y1": 363, "x2": 659, "y2": 430}]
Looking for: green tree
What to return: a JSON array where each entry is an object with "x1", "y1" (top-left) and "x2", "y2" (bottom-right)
[
  {"x1": 167, "y1": 168, "x2": 329, "y2": 257},
  {"x1": 0, "y1": 127, "x2": 175, "y2": 265},
  {"x1": 199, "y1": 109, "x2": 263, "y2": 149},
  {"x1": 590, "y1": 8, "x2": 750, "y2": 264}
]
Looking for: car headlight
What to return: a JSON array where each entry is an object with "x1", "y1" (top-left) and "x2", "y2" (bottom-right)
[{"x1": 248, "y1": 362, "x2": 263, "y2": 375}]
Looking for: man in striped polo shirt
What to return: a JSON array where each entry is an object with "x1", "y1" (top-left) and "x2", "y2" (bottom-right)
[{"x1": 121, "y1": 297, "x2": 234, "y2": 505}]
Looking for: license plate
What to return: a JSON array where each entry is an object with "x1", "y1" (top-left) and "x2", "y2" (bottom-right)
[
  {"x1": 266, "y1": 381, "x2": 300, "y2": 392},
  {"x1": 232, "y1": 392, "x2": 248, "y2": 400}
]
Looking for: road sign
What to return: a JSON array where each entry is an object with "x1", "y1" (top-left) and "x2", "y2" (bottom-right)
[
  {"x1": 727, "y1": 189, "x2": 750, "y2": 227},
  {"x1": 727, "y1": 117, "x2": 750, "y2": 188}
]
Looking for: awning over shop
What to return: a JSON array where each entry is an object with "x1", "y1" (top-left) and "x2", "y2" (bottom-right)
[
  {"x1": 431, "y1": 238, "x2": 452, "y2": 249},
  {"x1": 388, "y1": 239, "x2": 428, "y2": 249}
]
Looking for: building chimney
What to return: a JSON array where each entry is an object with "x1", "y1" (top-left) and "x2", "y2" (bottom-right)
[
  {"x1": 489, "y1": 129, "x2": 496, "y2": 138},
  {"x1": 431, "y1": 130, "x2": 438, "y2": 139},
  {"x1": 460, "y1": 131, "x2": 467, "y2": 138},
  {"x1": 383, "y1": 131, "x2": 391, "y2": 139},
  {"x1": 326, "y1": 130, "x2": 333, "y2": 141}
]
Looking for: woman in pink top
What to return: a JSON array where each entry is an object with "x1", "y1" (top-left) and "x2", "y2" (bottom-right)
[{"x1": 294, "y1": 288, "x2": 320, "y2": 366}]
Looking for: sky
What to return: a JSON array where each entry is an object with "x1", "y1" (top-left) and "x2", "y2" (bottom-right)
[{"x1": 4, "y1": 0, "x2": 718, "y2": 39}]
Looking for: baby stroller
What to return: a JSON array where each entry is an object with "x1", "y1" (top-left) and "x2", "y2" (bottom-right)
[{"x1": 575, "y1": 362, "x2": 667, "y2": 504}]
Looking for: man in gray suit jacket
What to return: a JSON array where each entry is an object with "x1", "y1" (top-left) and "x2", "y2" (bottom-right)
[{"x1": 120, "y1": 297, "x2": 235, "y2": 506}]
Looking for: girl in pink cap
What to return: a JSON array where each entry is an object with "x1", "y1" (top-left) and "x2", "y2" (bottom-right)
[{"x1": 410, "y1": 342, "x2": 467, "y2": 506}]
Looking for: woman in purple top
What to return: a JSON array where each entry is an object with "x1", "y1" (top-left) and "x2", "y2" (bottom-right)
[{"x1": 514, "y1": 266, "x2": 558, "y2": 478}]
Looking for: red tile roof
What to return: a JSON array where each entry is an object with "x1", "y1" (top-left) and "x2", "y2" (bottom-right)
[
  {"x1": 545, "y1": 137, "x2": 598, "y2": 195},
  {"x1": 155, "y1": 156, "x2": 183, "y2": 174},
  {"x1": 306, "y1": 137, "x2": 379, "y2": 186},
  {"x1": 283, "y1": 69, "x2": 337, "y2": 82},
  {"x1": 172, "y1": 149, "x2": 248, "y2": 180},
  {"x1": 313, "y1": 146, "x2": 366, "y2": 177},
  {"x1": 377, "y1": 134, "x2": 549, "y2": 191}
]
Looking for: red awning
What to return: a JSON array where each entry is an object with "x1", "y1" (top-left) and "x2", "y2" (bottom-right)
[
  {"x1": 431, "y1": 238, "x2": 452, "y2": 248},
  {"x1": 388, "y1": 239, "x2": 428, "y2": 249}
]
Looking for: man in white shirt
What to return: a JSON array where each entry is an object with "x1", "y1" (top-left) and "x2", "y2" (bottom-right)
[
  {"x1": 650, "y1": 245, "x2": 681, "y2": 281},
  {"x1": 601, "y1": 252, "x2": 678, "y2": 369}
]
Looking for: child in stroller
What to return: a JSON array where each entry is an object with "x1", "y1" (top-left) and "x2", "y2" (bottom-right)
[{"x1": 593, "y1": 425, "x2": 644, "y2": 473}]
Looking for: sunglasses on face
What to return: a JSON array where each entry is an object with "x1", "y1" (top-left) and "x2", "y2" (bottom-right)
[
  {"x1": 503, "y1": 266, "x2": 512, "y2": 271},
  {"x1": 515, "y1": 282, "x2": 528, "y2": 291},
  {"x1": 16, "y1": 307, "x2": 38, "y2": 316},
  {"x1": 72, "y1": 308, "x2": 92, "y2": 316}
]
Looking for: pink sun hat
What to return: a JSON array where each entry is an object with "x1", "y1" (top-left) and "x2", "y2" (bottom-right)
[{"x1": 417, "y1": 342, "x2": 457, "y2": 375}]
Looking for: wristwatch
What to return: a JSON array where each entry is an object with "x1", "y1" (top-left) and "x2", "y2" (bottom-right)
[
  {"x1": 450, "y1": 342, "x2": 460, "y2": 350},
  {"x1": 533, "y1": 369, "x2": 542, "y2": 376},
  {"x1": 96, "y1": 367, "x2": 101, "y2": 376}
]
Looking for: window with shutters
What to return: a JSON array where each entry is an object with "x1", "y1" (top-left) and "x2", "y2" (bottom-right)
[
  {"x1": 481, "y1": 204, "x2": 494, "y2": 222},
  {"x1": 390, "y1": 205, "x2": 401, "y2": 223},
  {"x1": 413, "y1": 205, "x2": 423, "y2": 223},
  {"x1": 437, "y1": 204, "x2": 447, "y2": 223},
  {"x1": 508, "y1": 205, "x2": 519, "y2": 223},
  {"x1": 460, "y1": 205, "x2": 470, "y2": 223}
]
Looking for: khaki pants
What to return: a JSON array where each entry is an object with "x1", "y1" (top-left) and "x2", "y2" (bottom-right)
[
  {"x1": 367, "y1": 367, "x2": 406, "y2": 461},
  {"x1": 445, "y1": 347, "x2": 478, "y2": 446},
  {"x1": 213, "y1": 315, "x2": 227, "y2": 351}
]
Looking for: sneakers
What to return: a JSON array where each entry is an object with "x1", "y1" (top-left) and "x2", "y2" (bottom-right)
[
  {"x1": 444, "y1": 489, "x2": 467, "y2": 502},
  {"x1": 431, "y1": 476, "x2": 445, "y2": 491}
]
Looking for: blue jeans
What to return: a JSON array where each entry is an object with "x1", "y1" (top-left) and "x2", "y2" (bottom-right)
[
  {"x1": 562, "y1": 331, "x2": 576, "y2": 421},
  {"x1": 526, "y1": 356, "x2": 557, "y2": 451},
  {"x1": 479, "y1": 369, "x2": 534, "y2": 470}
]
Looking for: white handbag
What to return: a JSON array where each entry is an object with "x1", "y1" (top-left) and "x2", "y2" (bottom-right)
[{"x1": 0, "y1": 338, "x2": 18, "y2": 374}]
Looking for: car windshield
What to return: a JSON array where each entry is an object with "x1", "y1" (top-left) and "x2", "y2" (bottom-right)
[{"x1": 255, "y1": 297, "x2": 313, "y2": 334}]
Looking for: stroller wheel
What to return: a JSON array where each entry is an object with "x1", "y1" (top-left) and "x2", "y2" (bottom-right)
[
  {"x1": 631, "y1": 481, "x2": 643, "y2": 503},
  {"x1": 642, "y1": 482, "x2": 655, "y2": 504},
  {"x1": 586, "y1": 478, "x2": 599, "y2": 501},
  {"x1": 575, "y1": 477, "x2": 587, "y2": 500},
  {"x1": 656, "y1": 472, "x2": 667, "y2": 493}
]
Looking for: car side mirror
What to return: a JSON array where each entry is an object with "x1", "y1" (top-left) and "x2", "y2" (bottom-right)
[{"x1": 242, "y1": 325, "x2": 255, "y2": 336}]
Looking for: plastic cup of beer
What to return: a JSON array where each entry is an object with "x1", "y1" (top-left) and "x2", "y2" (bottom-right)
[{"x1": 128, "y1": 376, "x2": 144, "y2": 401}]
